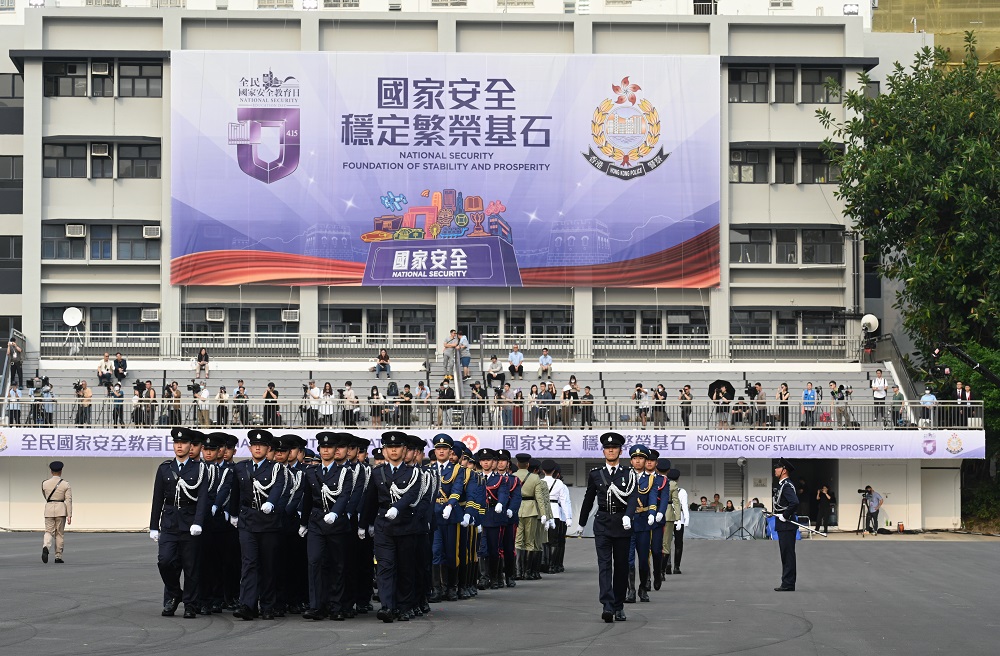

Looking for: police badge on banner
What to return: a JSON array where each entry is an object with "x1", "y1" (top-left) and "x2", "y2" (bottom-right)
[
  {"x1": 583, "y1": 76, "x2": 668, "y2": 179},
  {"x1": 228, "y1": 68, "x2": 300, "y2": 184}
]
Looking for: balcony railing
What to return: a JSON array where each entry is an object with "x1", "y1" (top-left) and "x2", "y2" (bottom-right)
[{"x1": 0, "y1": 396, "x2": 982, "y2": 431}]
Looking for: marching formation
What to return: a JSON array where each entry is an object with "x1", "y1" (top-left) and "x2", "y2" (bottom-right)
[{"x1": 148, "y1": 427, "x2": 574, "y2": 622}]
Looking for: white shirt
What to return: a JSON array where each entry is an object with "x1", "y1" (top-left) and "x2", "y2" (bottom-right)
[
  {"x1": 871, "y1": 377, "x2": 888, "y2": 400},
  {"x1": 543, "y1": 475, "x2": 573, "y2": 522},
  {"x1": 677, "y1": 488, "x2": 690, "y2": 526},
  {"x1": 198, "y1": 388, "x2": 211, "y2": 410},
  {"x1": 308, "y1": 386, "x2": 321, "y2": 407}
]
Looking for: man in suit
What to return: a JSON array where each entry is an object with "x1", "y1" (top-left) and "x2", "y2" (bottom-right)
[
  {"x1": 773, "y1": 457, "x2": 799, "y2": 592},
  {"x1": 41, "y1": 461, "x2": 73, "y2": 564},
  {"x1": 149, "y1": 428, "x2": 210, "y2": 619},
  {"x1": 218, "y1": 428, "x2": 288, "y2": 620},
  {"x1": 579, "y1": 432, "x2": 639, "y2": 623}
]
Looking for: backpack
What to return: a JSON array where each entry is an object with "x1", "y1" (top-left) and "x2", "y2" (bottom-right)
[{"x1": 386, "y1": 382, "x2": 399, "y2": 397}]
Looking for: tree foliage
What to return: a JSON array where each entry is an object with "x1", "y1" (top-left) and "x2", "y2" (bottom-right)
[{"x1": 818, "y1": 33, "x2": 1000, "y2": 351}]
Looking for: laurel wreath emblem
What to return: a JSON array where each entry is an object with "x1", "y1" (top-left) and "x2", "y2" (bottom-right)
[{"x1": 591, "y1": 98, "x2": 661, "y2": 167}]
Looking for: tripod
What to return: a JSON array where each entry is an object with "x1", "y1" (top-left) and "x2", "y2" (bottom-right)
[
  {"x1": 855, "y1": 495, "x2": 869, "y2": 537},
  {"x1": 727, "y1": 458, "x2": 755, "y2": 540}
]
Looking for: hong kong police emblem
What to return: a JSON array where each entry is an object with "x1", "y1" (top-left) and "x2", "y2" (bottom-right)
[{"x1": 584, "y1": 76, "x2": 668, "y2": 180}]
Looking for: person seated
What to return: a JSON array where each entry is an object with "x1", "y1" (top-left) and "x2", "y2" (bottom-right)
[
  {"x1": 747, "y1": 497, "x2": 766, "y2": 509},
  {"x1": 375, "y1": 348, "x2": 391, "y2": 379},
  {"x1": 724, "y1": 500, "x2": 736, "y2": 512},
  {"x1": 698, "y1": 496, "x2": 712, "y2": 511},
  {"x1": 730, "y1": 396, "x2": 750, "y2": 424},
  {"x1": 112, "y1": 352, "x2": 128, "y2": 383},
  {"x1": 710, "y1": 493, "x2": 723, "y2": 511},
  {"x1": 485, "y1": 354, "x2": 505, "y2": 388}
]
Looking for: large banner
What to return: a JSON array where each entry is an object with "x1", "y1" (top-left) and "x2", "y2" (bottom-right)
[
  {"x1": 170, "y1": 52, "x2": 721, "y2": 287},
  {"x1": 0, "y1": 428, "x2": 983, "y2": 460}
]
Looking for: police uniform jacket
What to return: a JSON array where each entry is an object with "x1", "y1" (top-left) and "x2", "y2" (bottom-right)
[
  {"x1": 360, "y1": 462, "x2": 423, "y2": 536},
  {"x1": 462, "y1": 469, "x2": 486, "y2": 526},
  {"x1": 150, "y1": 458, "x2": 211, "y2": 534},
  {"x1": 504, "y1": 472, "x2": 522, "y2": 525},
  {"x1": 578, "y1": 464, "x2": 639, "y2": 539},
  {"x1": 300, "y1": 461, "x2": 354, "y2": 534},
  {"x1": 660, "y1": 478, "x2": 682, "y2": 523},
  {"x1": 431, "y1": 460, "x2": 467, "y2": 525},
  {"x1": 631, "y1": 471, "x2": 657, "y2": 532},
  {"x1": 773, "y1": 476, "x2": 799, "y2": 533},
  {"x1": 202, "y1": 462, "x2": 229, "y2": 533},
  {"x1": 514, "y1": 469, "x2": 548, "y2": 518},
  {"x1": 414, "y1": 465, "x2": 437, "y2": 533},
  {"x1": 41, "y1": 477, "x2": 72, "y2": 518},
  {"x1": 280, "y1": 462, "x2": 307, "y2": 534},
  {"x1": 482, "y1": 472, "x2": 510, "y2": 528},
  {"x1": 221, "y1": 459, "x2": 288, "y2": 532},
  {"x1": 347, "y1": 461, "x2": 371, "y2": 519}
]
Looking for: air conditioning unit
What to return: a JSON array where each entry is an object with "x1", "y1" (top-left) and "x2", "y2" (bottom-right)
[
  {"x1": 65, "y1": 224, "x2": 87, "y2": 238},
  {"x1": 281, "y1": 309, "x2": 300, "y2": 322},
  {"x1": 206, "y1": 308, "x2": 225, "y2": 323},
  {"x1": 730, "y1": 151, "x2": 743, "y2": 162},
  {"x1": 91, "y1": 143, "x2": 110, "y2": 157},
  {"x1": 91, "y1": 62, "x2": 111, "y2": 76},
  {"x1": 141, "y1": 308, "x2": 160, "y2": 322},
  {"x1": 142, "y1": 225, "x2": 161, "y2": 239}
]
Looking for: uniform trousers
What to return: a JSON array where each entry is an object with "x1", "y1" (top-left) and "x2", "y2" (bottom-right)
[
  {"x1": 199, "y1": 529, "x2": 224, "y2": 606},
  {"x1": 500, "y1": 523, "x2": 517, "y2": 578},
  {"x1": 239, "y1": 530, "x2": 281, "y2": 611},
  {"x1": 633, "y1": 530, "x2": 652, "y2": 578},
  {"x1": 43, "y1": 516, "x2": 67, "y2": 557},
  {"x1": 433, "y1": 523, "x2": 460, "y2": 567},
  {"x1": 158, "y1": 532, "x2": 202, "y2": 606},
  {"x1": 374, "y1": 529, "x2": 418, "y2": 612},
  {"x1": 672, "y1": 525, "x2": 685, "y2": 568},
  {"x1": 306, "y1": 531, "x2": 347, "y2": 612},
  {"x1": 777, "y1": 529, "x2": 796, "y2": 588},
  {"x1": 223, "y1": 525, "x2": 241, "y2": 604},
  {"x1": 515, "y1": 516, "x2": 543, "y2": 552},
  {"x1": 594, "y1": 531, "x2": 630, "y2": 612},
  {"x1": 352, "y1": 531, "x2": 375, "y2": 608}
]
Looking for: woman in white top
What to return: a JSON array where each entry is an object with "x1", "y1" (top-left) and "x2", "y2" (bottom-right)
[{"x1": 320, "y1": 382, "x2": 336, "y2": 426}]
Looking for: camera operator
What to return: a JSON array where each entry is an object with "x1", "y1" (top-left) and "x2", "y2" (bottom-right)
[
  {"x1": 262, "y1": 382, "x2": 279, "y2": 426},
  {"x1": 862, "y1": 485, "x2": 883, "y2": 536},
  {"x1": 233, "y1": 384, "x2": 249, "y2": 426},
  {"x1": 40, "y1": 378, "x2": 55, "y2": 427},
  {"x1": 167, "y1": 381, "x2": 182, "y2": 425},
  {"x1": 215, "y1": 385, "x2": 229, "y2": 427},
  {"x1": 110, "y1": 382, "x2": 125, "y2": 427},
  {"x1": 142, "y1": 380, "x2": 157, "y2": 427},
  {"x1": 815, "y1": 485, "x2": 835, "y2": 533},
  {"x1": 304, "y1": 380, "x2": 321, "y2": 427},
  {"x1": 678, "y1": 385, "x2": 693, "y2": 428},
  {"x1": 829, "y1": 381, "x2": 848, "y2": 427},
  {"x1": 75, "y1": 380, "x2": 93, "y2": 427}
]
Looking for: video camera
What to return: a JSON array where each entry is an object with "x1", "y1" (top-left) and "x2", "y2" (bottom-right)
[
  {"x1": 134, "y1": 379, "x2": 146, "y2": 393},
  {"x1": 857, "y1": 488, "x2": 871, "y2": 498},
  {"x1": 187, "y1": 379, "x2": 201, "y2": 394},
  {"x1": 73, "y1": 380, "x2": 84, "y2": 393}
]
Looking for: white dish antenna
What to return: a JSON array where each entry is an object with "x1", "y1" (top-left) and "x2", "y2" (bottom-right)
[
  {"x1": 861, "y1": 314, "x2": 879, "y2": 332},
  {"x1": 63, "y1": 307, "x2": 84, "y2": 328}
]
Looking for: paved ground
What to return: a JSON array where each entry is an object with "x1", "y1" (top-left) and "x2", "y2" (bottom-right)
[{"x1": 1, "y1": 531, "x2": 997, "y2": 656}]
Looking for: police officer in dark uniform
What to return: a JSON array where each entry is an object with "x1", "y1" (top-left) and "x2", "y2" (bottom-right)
[
  {"x1": 773, "y1": 457, "x2": 799, "y2": 592},
  {"x1": 218, "y1": 433, "x2": 241, "y2": 610},
  {"x1": 478, "y1": 448, "x2": 509, "y2": 590},
  {"x1": 281, "y1": 434, "x2": 310, "y2": 614},
  {"x1": 300, "y1": 431, "x2": 354, "y2": 620},
  {"x1": 218, "y1": 428, "x2": 288, "y2": 620},
  {"x1": 578, "y1": 432, "x2": 639, "y2": 623},
  {"x1": 361, "y1": 431, "x2": 423, "y2": 623},
  {"x1": 149, "y1": 427, "x2": 210, "y2": 619},
  {"x1": 199, "y1": 432, "x2": 230, "y2": 614},
  {"x1": 345, "y1": 435, "x2": 374, "y2": 617}
]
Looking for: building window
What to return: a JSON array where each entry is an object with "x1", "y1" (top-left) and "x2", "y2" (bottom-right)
[
  {"x1": 593, "y1": 309, "x2": 635, "y2": 336},
  {"x1": 229, "y1": 308, "x2": 250, "y2": 334},
  {"x1": 774, "y1": 69, "x2": 795, "y2": 104},
  {"x1": 801, "y1": 148, "x2": 840, "y2": 184},
  {"x1": 118, "y1": 145, "x2": 161, "y2": 179},
  {"x1": 0, "y1": 235, "x2": 22, "y2": 293},
  {"x1": 117, "y1": 225, "x2": 161, "y2": 260},
  {"x1": 182, "y1": 307, "x2": 222, "y2": 334},
  {"x1": 530, "y1": 308, "x2": 572, "y2": 337},
  {"x1": 256, "y1": 308, "x2": 296, "y2": 335},
  {"x1": 43, "y1": 62, "x2": 88, "y2": 97},
  {"x1": 458, "y1": 309, "x2": 499, "y2": 343},
  {"x1": 43, "y1": 144, "x2": 87, "y2": 178},
  {"x1": 640, "y1": 310, "x2": 661, "y2": 336},
  {"x1": 42, "y1": 307, "x2": 71, "y2": 332},
  {"x1": 368, "y1": 309, "x2": 388, "y2": 335},
  {"x1": 730, "y1": 309, "x2": 771, "y2": 336},
  {"x1": 324, "y1": 0, "x2": 360, "y2": 5},
  {"x1": 394, "y1": 308, "x2": 435, "y2": 336},
  {"x1": 802, "y1": 311, "x2": 844, "y2": 336},
  {"x1": 774, "y1": 149, "x2": 795, "y2": 184},
  {"x1": 118, "y1": 63, "x2": 163, "y2": 98},
  {"x1": 90, "y1": 306, "x2": 112, "y2": 336},
  {"x1": 506, "y1": 310, "x2": 526, "y2": 336},
  {"x1": 865, "y1": 81, "x2": 880, "y2": 99},
  {"x1": 730, "y1": 229, "x2": 771, "y2": 264},
  {"x1": 119, "y1": 307, "x2": 158, "y2": 334},
  {"x1": 91, "y1": 61, "x2": 114, "y2": 98},
  {"x1": 667, "y1": 309, "x2": 708, "y2": 336},
  {"x1": 729, "y1": 149, "x2": 768, "y2": 183},
  {"x1": 777, "y1": 310, "x2": 797, "y2": 339},
  {"x1": 91, "y1": 152, "x2": 113, "y2": 179},
  {"x1": 90, "y1": 225, "x2": 113, "y2": 260},
  {"x1": 776, "y1": 229, "x2": 797, "y2": 264},
  {"x1": 802, "y1": 229, "x2": 844, "y2": 264},
  {"x1": 0, "y1": 155, "x2": 22, "y2": 183},
  {"x1": 801, "y1": 69, "x2": 842, "y2": 104},
  {"x1": 258, "y1": 0, "x2": 293, "y2": 6},
  {"x1": 769, "y1": 0, "x2": 793, "y2": 6},
  {"x1": 728, "y1": 69, "x2": 768, "y2": 103},
  {"x1": 320, "y1": 307, "x2": 362, "y2": 334},
  {"x1": 42, "y1": 224, "x2": 86, "y2": 260},
  {"x1": 0, "y1": 73, "x2": 23, "y2": 107},
  {"x1": 864, "y1": 258, "x2": 882, "y2": 299}
]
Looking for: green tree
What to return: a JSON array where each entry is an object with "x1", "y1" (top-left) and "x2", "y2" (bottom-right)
[{"x1": 818, "y1": 33, "x2": 1000, "y2": 351}]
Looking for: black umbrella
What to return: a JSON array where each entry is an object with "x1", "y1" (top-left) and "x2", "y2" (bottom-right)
[{"x1": 708, "y1": 379, "x2": 736, "y2": 401}]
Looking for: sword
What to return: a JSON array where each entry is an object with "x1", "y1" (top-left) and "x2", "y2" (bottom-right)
[{"x1": 762, "y1": 510, "x2": 828, "y2": 537}]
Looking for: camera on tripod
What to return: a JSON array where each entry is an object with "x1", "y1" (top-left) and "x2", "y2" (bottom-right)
[
  {"x1": 133, "y1": 379, "x2": 146, "y2": 393},
  {"x1": 72, "y1": 380, "x2": 84, "y2": 393},
  {"x1": 187, "y1": 379, "x2": 201, "y2": 393},
  {"x1": 857, "y1": 488, "x2": 871, "y2": 499}
]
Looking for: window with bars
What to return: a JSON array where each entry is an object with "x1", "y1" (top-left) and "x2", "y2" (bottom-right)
[
  {"x1": 729, "y1": 149, "x2": 768, "y2": 183},
  {"x1": 118, "y1": 145, "x2": 161, "y2": 179},
  {"x1": 730, "y1": 229, "x2": 771, "y2": 264},
  {"x1": 802, "y1": 229, "x2": 844, "y2": 264},
  {"x1": 728, "y1": 69, "x2": 768, "y2": 103},
  {"x1": 801, "y1": 69, "x2": 842, "y2": 104},
  {"x1": 119, "y1": 63, "x2": 163, "y2": 98},
  {"x1": 44, "y1": 62, "x2": 88, "y2": 97}
]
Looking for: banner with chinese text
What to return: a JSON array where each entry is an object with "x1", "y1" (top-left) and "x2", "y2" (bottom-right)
[{"x1": 170, "y1": 52, "x2": 721, "y2": 287}]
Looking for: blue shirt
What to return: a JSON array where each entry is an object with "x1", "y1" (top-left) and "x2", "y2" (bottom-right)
[
  {"x1": 920, "y1": 393, "x2": 936, "y2": 407},
  {"x1": 539, "y1": 354, "x2": 552, "y2": 367},
  {"x1": 802, "y1": 388, "x2": 816, "y2": 409},
  {"x1": 508, "y1": 350, "x2": 524, "y2": 366}
]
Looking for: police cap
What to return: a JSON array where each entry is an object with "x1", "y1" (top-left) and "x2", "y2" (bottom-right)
[{"x1": 599, "y1": 432, "x2": 626, "y2": 448}]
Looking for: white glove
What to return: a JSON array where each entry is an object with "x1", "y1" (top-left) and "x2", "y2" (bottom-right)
[
  {"x1": 655, "y1": 513, "x2": 664, "y2": 523},
  {"x1": 548, "y1": 519, "x2": 556, "y2": 530},
  {"x1": 506, "y1": 509, "x2": 513, "y2": 518},
  {"x1": 211, "y1": 505, "x2": 218, "y2": 516},
  {"x1": 566, "y1": 518, "x2": 574, "y2": 528},
  {"x1": 647, "y1": 515, "x2": 655, "y2": 526},
  {"x1": 149, "y1": 530, "x2": 159, "y2": 542},
  {"x1": 298, "y1": 526, "x2": 308, "y2": 538},
  {"x1": 190, "y1": 524, "x2": 203, "y2": 536},
  {"x1": 224, "y1": 511, "x2": 230, "y2": 522},
  {"x1": 461, "y1": 514, "x2": 471, "y2": 527},
  {"x1": 494, "y1": 503, "x2": 503, "y2": 513},
  {"x1": 324, "y1": 512, "x2": 338, "y2": 525},
  {"x1": 477, "y1": 525, "x2": 483, "y2": 534},
  {"x1": 442, "y1": 505, "x2": 452, "y2": 520},
  {"x1": 385, "y1": 507, "x2": 398, "y2": 520},
  {"x1": 357, "y1": 528, "x2": 367, "y2": 540},
  {"x1": 230, "y1": 516, "x2": 239, "y2": 528},
  {"x1": 540, "y1": 515, "x2": 548, "y2": 524},
  {"x1": 261, "y1": 502, "x2": 274, "y2": 514},
  {"x1": 622, "y1": 516, "x2": 632, "y2": 530},
  {"x1": 368, "y1": 526, "x2": 374, "y2": 537}
]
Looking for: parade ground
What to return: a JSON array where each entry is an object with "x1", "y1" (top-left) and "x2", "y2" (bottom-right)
[{"x1": 0, "y1": 531, "x2": 996, "y2": 656}]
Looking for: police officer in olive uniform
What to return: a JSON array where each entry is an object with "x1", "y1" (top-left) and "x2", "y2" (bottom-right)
[
  {"x1": 578, "y1": 432, "x2": 639, "y2": 623},
  {"x1": 149, "y1": 427, "x2": 210, "y2": 619},
  {"x1": 773, "y1": 457, "x2": 799, "y2": 592}
]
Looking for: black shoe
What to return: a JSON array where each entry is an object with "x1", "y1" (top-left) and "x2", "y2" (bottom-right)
[
  {"x1": 615, "y1": 610, "x2": 627, "y2": 621},
  {"x1": 653, "y1": 569, "x2": 662, "y2": 591},
  {"x1": 303, "y1": 609, "x2": 325, "y2": 620},
  {"x1": 330, "y1": 612, "x2": 346, "y2": 621},
  {"x1": 774, "y1": 586, "x2": 795, "y2": 592},
  {"x1": 664, "y1": 564, "x2": 672, "y2": 575},
  {"x1": 490, "y1": 581, "x2": 502, "y2": 590},
  {"x1": 674, "y1": 568, "x2": 682, "y2": 575},
  {"x1": 638, "y1": 590, "x2": 650, "y2": 603},
  {"x1": 445, "y1": 587, "x2": 459, "y2": 602},
  {"x1": 233, "y1": 605, "x2": 254, "y2": 621},
  {"x1": 419, "y1": 602, "x2": 431, "y2": 614},
  {"x1": 260, "y1": 610, "x2": 275, "y2": 620},
  {"x1": 377, "y1": 608, "x2": 394, "y2": 623},
  {"x1": 624, "y1": 593, "x2": 636, "y2": 604},
  {"x1": 273, "y1": 609, "x2": 286, "y2": 618},
  {"x1": 197, "y1": 605, "x2": 212, "y2": 615},
  {"x1": 42, "y1": 546, "x2": 49, "y2": 564},
  {"x1": 162, "y1": 598, "x2": 180, "y2": 617},
  {"x1": 210, "y1": 603, "x2": 224, "y2": 614},
  {"x1": 602, "y1": 611, "x2": 614, "y2": 623},
  {"x1": 361, "y1": 603, "x2": 374, "y2": 613},
  {"x1": 54, "y1": 558, "x2": 64, "y2": 564},
  {"x1": 506, "y1": 579, "x2": 516, "y2": 588},
  {"x1": 183, "y1": 606, "x2": 198, "y2": 619},
  {"x1": 345, "y1": 608, "x2": 356, "y2": 619}
]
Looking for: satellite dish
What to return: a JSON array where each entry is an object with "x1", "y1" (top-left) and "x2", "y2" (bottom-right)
[
  {"x1": 861, "y1": 314, "x2": 879, "y2": 332},
  {"x1": 737, "y1": 456, "x2": 748, "y2": 468},
  {"x1": 63, "y1": 307, "x2": 83, "y2": 328}
]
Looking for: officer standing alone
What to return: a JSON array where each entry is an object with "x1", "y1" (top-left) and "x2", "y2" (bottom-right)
[
  {"x1": 41, "y1": 461, "x2": 73, "y2": 564},
  {"x1": 772, "y1": 458, "x2": 799, "y2": 592}
]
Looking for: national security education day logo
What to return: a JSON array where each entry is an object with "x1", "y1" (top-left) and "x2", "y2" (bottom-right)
[
  {"x1": 228, "y1": 68, "x2": 301, "y2": 184},
  {"x1": 584, "y1": 76, "x2": 668, "y2": 179}
]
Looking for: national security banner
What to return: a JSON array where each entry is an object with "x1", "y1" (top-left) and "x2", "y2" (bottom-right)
[
  {"x1": 0, "y1": 428, "x2": 983, "y2": 460},
  {"x1": 170, "y1": 52, "x2": 721, "y2": 288}
]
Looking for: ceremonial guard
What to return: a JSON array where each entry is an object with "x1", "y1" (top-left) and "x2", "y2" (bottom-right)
[
  {"x1": 219, "y1": 428, "x2": 288, "y2": 620},
  {"x1": 218, "y1": 433, "x2": 241, "y2": 609},
  {"x1": 300, "y1": 432, "x2": 354, "y2": 620},
  {"x1": 458, "y1": 443, "x2": 484, "y2": 598},
  {"x1": 626, "y1": 445, "x2": 656, "y2": 603},
  {"x1": 578, "y1": 432, "x2": 638, "y2": 623},
  {"x1": 283, "y1": 434, "x2": 310, "y2": 614},
  {"x1": 149, "y1": 427, "x2": 210, "y2": 619},
  {"x1": 404, "y1": 434, "x2": 435, "y2": 616},
  {"x1": 429, "y1": 433, "x2": 468, "y2": 602},
  {"x1": 773, "y1": 458, "x2": 799, "y2": 592},
  {"x1": 198, "y1": 432, "x2": 228, "y2": 614},
  {"x1": 361, "y1": 431, "x2": 423, "y2": 623},
  {"x1": 476, "y1": 448, "x2": 509, "y2": 589},
  {"x1": 513, "y1": 453, "x2": 550, "y2": 581},
  {"x1": 541, "y1": 460, "x2": 572, "y2": 575},
  {"x1": 496, "y1": 449, "x2": 521, "y2": 587},
  {"x1": 653, "y1": 458, "x2": 679, "y2": 585},
  {"x1": 345, "y1": 436, "x2": 374, "y2": 616}
]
